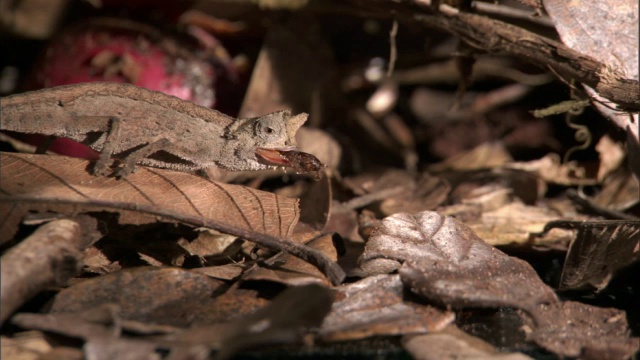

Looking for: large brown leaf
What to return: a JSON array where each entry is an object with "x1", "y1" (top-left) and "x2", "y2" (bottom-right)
[
  {"x1": 0, "y1": 153, "x2": 344, "y2": 284},
  {"x1": 0, "y1": 153, "x2": 345, "y2": 284},
  {"x1": 359, "y1": 211, "x2": 558, "y2": 316},
  {"x1": 0, "y1": 152, "x2": 299, "y2": 243}
]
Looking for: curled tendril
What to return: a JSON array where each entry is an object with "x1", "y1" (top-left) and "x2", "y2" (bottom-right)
[{"x1": 563, "y1": 110, "x2": 592, "y2": 164}]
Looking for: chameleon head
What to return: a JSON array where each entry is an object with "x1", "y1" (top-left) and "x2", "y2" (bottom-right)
[{"x1": 220, "y1": 110, "x2": 308, "y2": 171}]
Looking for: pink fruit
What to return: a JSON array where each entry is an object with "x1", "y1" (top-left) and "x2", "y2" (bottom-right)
[{"x1": 20, "y1": 17, "x2": 219, "y2": 159}]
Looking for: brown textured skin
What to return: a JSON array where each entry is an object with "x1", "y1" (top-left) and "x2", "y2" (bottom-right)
[{"x1": 0, "y1": 82, "x2": 307, "y2": 175}]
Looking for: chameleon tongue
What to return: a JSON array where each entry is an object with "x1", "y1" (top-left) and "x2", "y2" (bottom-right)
[{"x1": 255, "y1": 148, "x2": 292, "y2": 167}]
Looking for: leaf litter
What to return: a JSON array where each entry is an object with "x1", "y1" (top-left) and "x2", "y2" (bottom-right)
[{"x1": 1, "y1": 1, "x2": 640, "y2": 359}]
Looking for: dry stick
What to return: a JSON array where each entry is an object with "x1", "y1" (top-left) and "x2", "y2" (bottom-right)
[
  {"x1": 411, "y1": 11, "x2": 640, "y2": 111},
  {"x1": 0, "y1": 219, "x2": 84, "y2": 325},
  {"x1": 387, "y1": 18, "x2": 398, "y2": 78},
  {"x1": 345, "y1": 0, "x2": 639, "y2": 111}
]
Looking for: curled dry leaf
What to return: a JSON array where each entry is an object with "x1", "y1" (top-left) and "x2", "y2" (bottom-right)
[
  {"x1": 442, "y1": 200, "x2": 578, "y2": 246},
  {"x1": 359, "y1": 211, "x2": 558, "y2": 316},
  {"x1": 507, "y1": 154, "x2": 597, "y2": 186},
  {"x1": 320, "y1": 274, "x2": 454, "y2": 342},
  {"x1": 536, "y1": 220, "x2": 640, "y2": 291},
  {"x1": 595, "y1": 135, "x2": 626, "y2": 182},
  {"x1": 592, "y1": 166, "x2": 640, "y2": 211}
]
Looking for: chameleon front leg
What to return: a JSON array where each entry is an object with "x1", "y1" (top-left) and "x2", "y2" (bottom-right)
[{"x1": 92, "y1": 117, "x2": 123, "y2": 176}]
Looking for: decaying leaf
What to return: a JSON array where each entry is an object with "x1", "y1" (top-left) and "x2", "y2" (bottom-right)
[
  {"x1": 429, "y1": 142, "x2": 513, "y2": 172},
  {"x1": 0, "y1": 331, "x2": 55, "y2": 360},
  {"x1": 403, "y1": 325, "x2": 533, "y2": 360},
  {"x1": 215, "y1": 283, "x2": 333, "y2": 359},
  {"x1": 320, "y1": 274, "x2": 454, "y2": 342},
  {"x1": 442, "y1": 200, "x2": 578, "y2": 246},
  {"x1": 595, "y1": 135, "x2": 626, "y2": 182},
  {"x1": 49, "y1": 267, "x2": 227, "y2": 327},
  {"x1": 524, "y1": 301, "x2": 639, "y2": 359},
  {"x1": 592, "y1": 166, "x2": 640, "y2": 211},
  {"x1": 359, "y1": 211, "x2": 558, "y2": 316},
  {"x1": 507, "y1": 153, "x2": 597, "y2": 186},
  {"x1": 296, "y1": 171, "x2": 332, "y2": 231},
  {"x1": 342, "y1": 170, "x2": 449, "y2": 216},
  {"x1": 160, "y1": 283, "x2": 334, "y2": 358},
  {"x1": 536, "y1": 220, "x2": 640, "y2": 291},
  {"x1": 11, "y1": 311, "x2": 163, "y2": 360}
]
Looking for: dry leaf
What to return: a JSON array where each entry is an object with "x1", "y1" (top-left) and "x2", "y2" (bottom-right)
[
  {"x1": 443, "y1": 201, "x2": 577, "y2": 246},
  {"x1": 342, "y1": 170, "x2": 449, "y2": 216},
  {"x1": 239, "y1": 14, "x2": 332, "y2": 120},
  {"x1": 430, "y1": 142, "x2": 513, "y2": 173},
  {"x1": 161, "y1": 284, "x2": 333, "y2": 357},
  {"x1": 320, "y1": 274, "x2": 454, "y2": 342},
  {"x1": 543, "y1": 0, "x2": 640, "y2": 178},
  {"x1": 0, "y1": 153, "x2": 344, "y2": 284},
  {"x1": 596, "y1": 135, "x2": 626, "y2": 182},
  {"x1": 11, "y1": 312, "x2": 157, "y2": 356},
  {"x1": 0, "y1": 331, "x2": 54, "y2": 360},
  {"x1": 525, "y1": 301, "x2": 639, "y2": 359},
  {"x1": 0, "y1": 153, "x2": 299, "y2": 242},
  {"x1": 215, "y1": 283, "x2": 333, "y2": 359},
  {"x1": 403, "y1": 325, "x2": 533, "y2": 360},
  {"x1": 592, "y1": 166, "x2": 640, "y2": 211},
  {"x1": 49, "y1": 267, "x2": 227, "y2": 327},
  {"x1": 359, "y1": 211, "x2": 558, "y2": 316},
  {"x1": 507, "y1": 153, "x2": 597, "y2": 186},
  {"x1": 536, "y1": 220, "x2": 640, "y2": 291}
]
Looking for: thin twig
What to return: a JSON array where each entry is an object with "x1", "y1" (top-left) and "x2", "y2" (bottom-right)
[{"x1": 387, "y1": 18, "x2": 398, "y2": 78}]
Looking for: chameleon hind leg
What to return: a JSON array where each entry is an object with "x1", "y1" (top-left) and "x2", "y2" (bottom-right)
[{"x1": 114, "y1": 138, "x2": 173, "y2": 178}]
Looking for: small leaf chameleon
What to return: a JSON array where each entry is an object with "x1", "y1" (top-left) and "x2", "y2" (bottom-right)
[{"x1": 0, "y1": 82, "x2": 324, "y2": 177}]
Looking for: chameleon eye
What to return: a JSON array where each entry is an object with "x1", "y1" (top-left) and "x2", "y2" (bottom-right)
[{"x1": 255, "y1": 120, "x2": 281, "y2": 138}]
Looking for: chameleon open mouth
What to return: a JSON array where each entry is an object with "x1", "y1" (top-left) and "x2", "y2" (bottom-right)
[
  {"x1": 255, "y1": 148, "x2": 325, "y2": 174},
  {"x1": 255, "y1": 148, "x2": 292, "y2": 167}
]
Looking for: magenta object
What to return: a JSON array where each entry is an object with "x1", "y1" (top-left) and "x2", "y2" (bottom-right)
[{"x1": 20, "y1": 18, "x2": 218, "y2": 159}]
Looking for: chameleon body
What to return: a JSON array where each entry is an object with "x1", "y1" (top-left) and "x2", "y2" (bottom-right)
[{"x1": 0, "y1": 82, "x2": 310, "y2": 176}]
